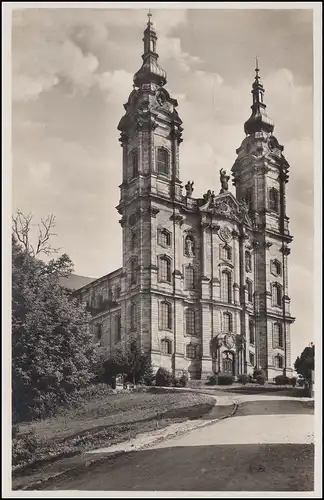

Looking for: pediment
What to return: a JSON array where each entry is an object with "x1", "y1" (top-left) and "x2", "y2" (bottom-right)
[{"x1": 199, "y1": 191, "x2": 252, "y2": 227}]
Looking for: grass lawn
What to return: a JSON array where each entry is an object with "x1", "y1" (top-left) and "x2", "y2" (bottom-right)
[{"x1": 13, "y1": 387, "x2": 216, "y2": 475}]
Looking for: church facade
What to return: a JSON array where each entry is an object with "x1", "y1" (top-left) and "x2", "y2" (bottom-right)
[{"x1": 73, "y1": 18, "x2": 295, "y2": 381}]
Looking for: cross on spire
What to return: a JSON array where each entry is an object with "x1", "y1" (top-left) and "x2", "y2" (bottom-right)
[{"x1": 147, "y1": 9, "x2": 152, "y2": 25}]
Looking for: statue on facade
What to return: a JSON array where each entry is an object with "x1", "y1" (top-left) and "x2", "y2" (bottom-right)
[
  {"x1": 220, "y1": 169, "x2": 230, "y2": 193},
  {"x1": 185, "y1": 236, "x2": 195, "y2": 257},
  {"x1": 185, "y1": 181, "x2": 194, "y2": 198}
]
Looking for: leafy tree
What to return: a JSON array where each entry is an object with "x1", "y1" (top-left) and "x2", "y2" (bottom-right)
[
  {"x1": 294, "y1": 344, "x2": 315, "y2": 394},
  {"x1": 103, "y1": 338, "x2": 153, "y2": 386},
  {"x1": 12, "y1": 212, "x2": 100, "y2": 422}
]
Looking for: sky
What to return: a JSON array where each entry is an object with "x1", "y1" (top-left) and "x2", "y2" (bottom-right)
[{"x1": 11, "y1": 6, "x2": 314, "y2": 362}]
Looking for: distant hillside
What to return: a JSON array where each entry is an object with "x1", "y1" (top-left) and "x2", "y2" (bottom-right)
[{"x1": 59, "y1": 274, "x2": 97, "y2": 291}]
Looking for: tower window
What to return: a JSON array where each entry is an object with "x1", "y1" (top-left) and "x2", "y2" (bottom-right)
[
  {"x1": 185, "y1": 265, "x2": 196, "y2": 290},
  {"x1": 160, "y1": 301, "x2": 172, "y2": 330},
  {"x1": 223, "y1": 245, "x2": 232, "y2": 261},
  {"x1": 130, "y1": 303, "x2": 137, "y2": 331},
  {"x1": 130, "y1": 150, "x2": 138, "y2": 179},
  {"x1": 274, "y1": 354, "x2": 284, "y2": 369},
  {"x1": 271, "y1": 260, "x2": 282, "y2": 276},
  {"x1": 244, "y1": 188, "x2": 253, "y2": 212},
  {"x1": 130, "y1": 232, "x2": 137, "y2": 250},
  {"x1": 249, "y1": 351, "x2": 255, "y2": 366},
  {"x1": 249, "y1": 319, "x2": 255, "y2": 345},
  {"x1": 159, "y1": 256, "x2": 171, "y2": 282},
  {"x1": 272, "y1": 283, "x2": 282, "y2": 307},
  {"x1": 273, "y1": 322, "x2": 284, "y2": 348},
  {"x1": 186, "y1": 343, "x2": 198, "y2": 359},
  {"x1": 246, "y1": 279, "x2": 253, "y2": 303},
  {"x1": 116, "y1": 314, "x2": 121, "y2": 341},
  {"x1": 186, "y1": 309, "x2": 196, "y2": 335},
  {"x1": 158, "y1": 229, "x2": 171, "y2": 247},
  {"x1": 161, "y1": 338, "x2": 172, "y2": 355},
  {"x1": 221, "y1": 270, "x2": 232, "y2": 303},
  {"x1": 223, "y1": 312, "x2": 233, "y2": 332},
  {"x1": 115, "y1": 285, "x2": 121, "y2": 299},
  {"x1": 157, "y1": 148, "x2": 169, "y2": 175},
  {"x1": 269, "y1": 187, "x2": 279, "y2": 213}
]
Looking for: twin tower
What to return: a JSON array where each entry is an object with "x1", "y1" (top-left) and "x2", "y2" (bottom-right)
[{"x1": 80, "y1": 16, "x2": 295, "y2": 381}]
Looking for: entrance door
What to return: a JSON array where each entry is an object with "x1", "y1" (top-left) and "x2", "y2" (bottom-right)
[{"x1": 222, "y1": 352, "x2": 234, "y2": 375}]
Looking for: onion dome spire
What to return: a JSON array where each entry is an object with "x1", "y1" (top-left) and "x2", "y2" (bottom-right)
[
  {"x1": 133, "y1": 11, "x2": 167, "y2": 88},
  {"x1": 244, "y1": 58, "x2": 274, "y2": 135}
]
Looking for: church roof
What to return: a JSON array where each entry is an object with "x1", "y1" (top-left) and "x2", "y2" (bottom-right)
[{"x1": 59, "y1": 274, "x2": 96, "y2": 291}]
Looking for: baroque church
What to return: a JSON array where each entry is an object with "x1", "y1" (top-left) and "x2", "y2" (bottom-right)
[{"x1": 64, "y1": 16, "x2": 295, "y2": 381}]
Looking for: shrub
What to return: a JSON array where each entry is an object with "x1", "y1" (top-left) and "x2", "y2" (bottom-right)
[
  {"x1": 207, "y1": 374, "x2": 217, "y2": 386},
  {"x1": 179, "y1": 372, "x2": 189, "y2": 387},
  {"x1": 290, "y1": 377, "x2": 297, "y2": 387},
  {"x1": 12, "y1": 428, "x2": 40, "y2": 467},
  {"x1": 155, "y1": 367, "x2": 173, "y2": 387},
  {"x1": 217, "y1": 373, "x2": 234, "y2": 386},
  {"x1": 253, "y1": 367, "x2": 266, "y2": 379},
  {"x1": 274, "y1": 375, "x2": 290, "y2": 386},
  {"x1": 256, "y1": 375, "x2": 266, "y2": 385},
  {"x1": 238, "y1": 374, "x2": 249, "y2": 385},
  {"x1": 297, "y1": 377, "x2": 304, "y2": 387}
]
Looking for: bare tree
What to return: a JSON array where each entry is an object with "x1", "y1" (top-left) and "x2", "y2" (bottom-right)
[{"x1": 12, "y1": 209, "x2": 61, "y2": 257}]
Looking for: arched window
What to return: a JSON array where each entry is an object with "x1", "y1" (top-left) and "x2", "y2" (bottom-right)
[
  {"x1": 186, "y1": 309, "x2": 195, "y2": 335},
  {"x1": 246, "y1": 279, "x2": 253, "y2": 303},
  {"x1": 157, "y1": 148, "x2": 169, "y2": 175},
  {"x1": 249, "y1": 319, "x2": 255, "y2": 345},
  {"x1": 130, "y1": 150, "x2": 138, "y2": 179},
  {"x1": 185, "y1": 266, "x2": 195, "y2": 290},
  {"x1": 272, "y1": 283, "x2": 282, "y2": 307},
  {"x1": 269, "y1": 187, "x2": 279, "y2": 213},
  {"x1": 130, "y1": 303, "x2": 136, "y2": 331},
  {"x1": 221, "y1": 271, "x2": 232, "y2": 303},
  {"x1": 249, "y1": 351, "x2": 255, "y2": 366},
  {"x1": 223, "y1": 312, "x2": 233, "y2": 332},
  {"x1": 159, "y1": 229, "x2": 171, "y2": 247},
  {"x1": 245, "y1": 251, "x2": 252, "y2": 273},
  {"x1": 161, "y1": 338, "x2": 172, "y2": 355},
  {"x1": 130, "y1": 259, "x2": 137, "y2": 285},
  {"x1": 273, "y1": 322, "x2": 284, "y2": 348},
  {"x1": 274, "y1": 354, "x2": 284, "y2": 369},
  {"x1": 186, "y1": 343, "x2": 197, "y2": 359},
  {"x1": 159, "y1": 256, "x2": 171, "y2": 282},
  {"x1": 160, "y1": 301, "x2": 172, "y2": 330},
  {"x1": 271, "y1": 260, "x2": 281, "y2": 276},
  {"x1": 116, "y1": 314, "x2": 121, "y2": 341}
]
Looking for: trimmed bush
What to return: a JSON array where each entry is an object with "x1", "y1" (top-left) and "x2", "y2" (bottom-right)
[
  {"x1": 253, "y1": 367, "x2": 266, "y2": 379},
  {"x1": 179, "y1": 372, "x2": 189, "y2": 387},
  {"x1": 207, "y1": 374, "x2": 217, "y2": 386},
  {"x1": 155, "y1": 367, "x2": 173, "y2": 387},
  {"x1": 238, "y1": 374, "x2": 249, "y2": 385},
  {"x1": 256, "y1": 375, "x2": 266, "y2": 385},
  {"x1": 274, "y1": 375, "x2": 290, "y2": 386},
  {"x1": 290, "y1": 377, "x2": 297, "y2": 387},
  {"x1": 217, "y1": 373, "x2": 234, "y2": 385}
]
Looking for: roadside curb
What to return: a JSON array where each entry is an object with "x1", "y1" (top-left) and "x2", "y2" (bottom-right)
[{"x1": 17, "y1": 398, "x2": 238, "y2": 491}]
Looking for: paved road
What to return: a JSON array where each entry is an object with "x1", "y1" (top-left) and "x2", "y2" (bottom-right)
[{"x1": 44, "y1": 397, "x2": 314, "y2": 492}]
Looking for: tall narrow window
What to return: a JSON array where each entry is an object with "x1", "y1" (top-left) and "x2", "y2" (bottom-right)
[
  {"x1": 161, "y1": 338, "x2": 172, "y2": 355},
  {"x1": 274, "y1": 354, "x2": 284, "y2": 369},
  {"x1": 130, "y1": 232, "x2": 137, "y2": 250},
  {"x1": 157, "y1": 148, "x2": 169, "y2": 175},
  {"x1": 116, "y1": 314, "x2": 121, "y2": 341},
  {"x1": 131, "y1": 150, "x2": 138, "y2": 179},
  {"x1": 130, "y1": 259, "x2": 137, "y2": 285},
  {"x1": 159, "y1": 256, "x2": 171, "y2": 282},
  {"x1": 130, "y1": 303, "x2": 136, "y2": 331},
  {"x1": 269, "y1": 187, "x2": 279, "y2": 213},
  {"x1": 186, "y1": 309, "x2": 195, "y2": 335},
  {"x1": 244, "y1": 188, "x2": 253, "y2": 212},
  {"x1": 115, "y1": 285, "x2": 121, "y2": 299},
  {"x1": 246, "y1": 279, "x2": 253, "y2": 303},
  {"x1": 221, "y1": 271, "x2": 232, "y2": 303},
  {"x1": 159, "y1": 229, "x2": 171, "y2": 247},
  {"x1": 272, "y1": 283, "x2": 282, "y2": 307},
  {"x1": 223, "y1": 246, "x2": 232, "y2": 261},
  {"x1": 249, "y1": 351, "x2": 255, "y2": 366},
  {"x1": 95, "y1": 324, "x2": 102, "y2": 341},
  {"x1": 271, "y1": 260, "x2": 281, "y2": 276},
  {"x1": 185, "y1": 266, "x2": 195, "y2": 290},
  {"x1": 273, "y1": 322, "x2": 284, "y2": 348},
  {"x1": 186, "y1": 343, "x2": 197, "y2": 359},
  {"x1": 249, "y1": 319, "x2": 255, "y2": 345},
  {"x1": 160, "y1": 301, "x2": 172, "y2": 330},
  {"x1": 223, "y1": 312, "x2": 233, "y2": 332}
]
